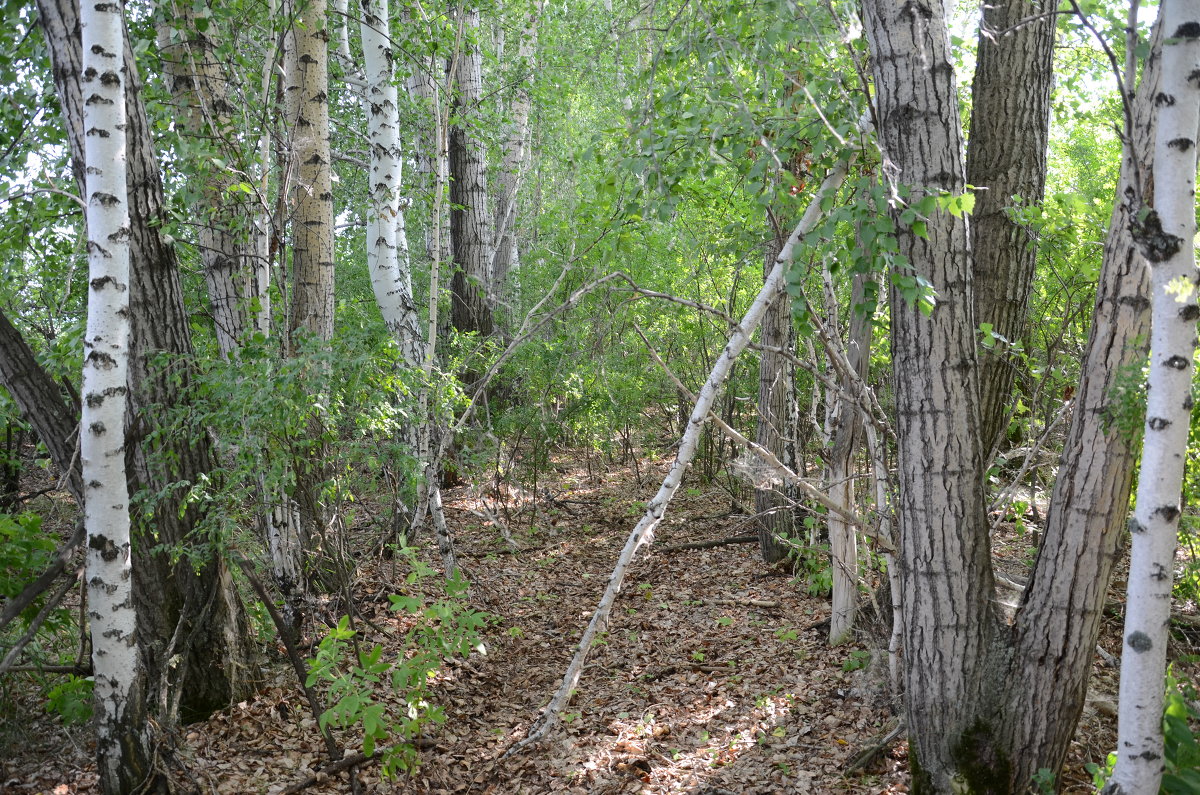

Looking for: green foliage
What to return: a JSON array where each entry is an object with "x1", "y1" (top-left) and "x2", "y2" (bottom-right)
[
  {"x1": 1162, "y1": 673, "x2": 1200, "y2": 793},
  {"x1": 841, "y1": 650, "x2": 871, "y2": 672},
  {"x1": 44, "y1": 675, "x2": 93, "y2": 726},
  {"x1": 305, "y1": 551, "x2": 490, "y2": 777},
  {"x1": 0, "y1": 513, "x2": 54, "y2": 617}
]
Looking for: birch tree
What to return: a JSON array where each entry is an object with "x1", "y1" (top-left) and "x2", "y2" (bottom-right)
[
  {"x1": 39, "y1": 0, "x2": 256, "y2": 724},
  {"x1": 360, "y1": 0, "x2": 423, "y2": 367},
  {"x1": 1109, "y1": 4, "x2": 1200, "y2": 791},
  {"x1": 79, "y1": 1, "x2": 157, "y2": 788}
]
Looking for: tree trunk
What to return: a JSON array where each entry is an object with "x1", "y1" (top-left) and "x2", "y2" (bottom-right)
[
  {"x1": 360, "y1": 0, "x2": 423, "y2": 367},
  {"x1": 156, "y1": 2, "x2": 267, "y2": 359},
  {"x1": 0, "y1": 310, "x2": 83, "y2": 502},
  {"x1": 862, "y1": 0, "x2": 1000, "y2": 788},
  {"x1": 79, "y1": 2, "x2": 159, "y2": 789},
  {"x1": 754, "y1": 232, "x2": 799, "y2": 564},
  {"x1": 284, "y1": 0, "x2": 335, "y2": 348},
  {"x1": 966, "y1": 0, "x2": 1056, "y2": 458},
  {"x1": 491, "y1": 3, "x2": 544, "y2": 305},
  {"x1": 449, "y1": 6, "x2": 496, "y2": 338},
  {"x1": 825, "y1": 270, "x2": 872, "y2": 645},
  {"x1": 39, "y1": 0, "x2": 256, "y2": 725},
  {"x1": 1110, "y1": 7, "x2": 1200, "y2": 791},
  {"x1": 998, "y1": 23, "x2": 1160, "y2": 789}
]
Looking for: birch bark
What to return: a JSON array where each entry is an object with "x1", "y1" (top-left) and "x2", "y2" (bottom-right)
[
  {"x1": 1110, "y1": 5, "x2": 1200, "y2": 791},
  {"x1": 40, "y1": 0, "x2": 255, "y2": 724},
  {"x1": 360, "y1": 0, "x2": 423, "y2": 367},
  {"x1": 79, "y1": 2, "x2": 156, "y2": 788}
]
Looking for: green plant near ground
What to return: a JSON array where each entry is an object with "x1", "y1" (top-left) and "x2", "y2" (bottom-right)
[
  {"x1": 44, "y1": 674, "x2": 93, "y2": 725},
  {"x1": 305, "y1": 554, "x2": 491, "y2": 777},
  {"x1": 1161, "y1": 673, "x2": 1200, "y2": 794}
]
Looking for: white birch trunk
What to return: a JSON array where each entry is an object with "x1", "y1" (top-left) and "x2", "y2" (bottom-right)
[
  {"x1": 80, "y1": 1, "x2": 151, "y2": 787},
  {"x1": 1109, "y1": 4, "x2": 1200, "y2": 791},
  {"x1": 360, "y1": 0, "x2": 423, "y2": 368},
  {"x1": 511, "y1": 158, "x2": 854, "y2": 751}
]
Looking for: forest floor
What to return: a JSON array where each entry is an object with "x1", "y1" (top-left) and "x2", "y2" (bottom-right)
[{"x1": 3, "y1": 449, "x2": 1199, "y2": 794}]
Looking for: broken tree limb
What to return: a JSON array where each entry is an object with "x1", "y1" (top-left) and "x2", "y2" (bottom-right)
[
  {"x1": 504, "y1": 155, "x2": 856, "y2": 756},
  {"x1": 659, "y1": 534, "x2": 758, "y2": 553},
  {"x1": 632, "y1": 322, "x2": 888, "y2": 550}
]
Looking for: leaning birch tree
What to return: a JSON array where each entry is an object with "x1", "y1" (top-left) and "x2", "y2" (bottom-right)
[
  {"x1": 80, "y1": 1, "x2": 155, "y2": 788},
  {"x1": 1109, "y1": 3, "x2": 1200, "y2": 791}
]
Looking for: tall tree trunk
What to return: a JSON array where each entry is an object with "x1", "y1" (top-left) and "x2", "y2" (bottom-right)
[
  {"x1": 449, "y1": 6, "x2": 496, "y2": 338},
  {"x1": 825, "y1": 270, "x2": 872, "y2": 645},
  {"x1": 79, "y1": 2, "x2": 159, "y2": 789},
  {"x1": 967, "y1": 0, "x2": 1056, "y2": 458},
  {"x1": 360, "y1": 0, "x2": 423, "y2": 367},
  {"x1": 754, "y1": 232, "x2": 799, "y2": 564},
  {"x1": 156, "y1": 1, "x2": 268, "y2": 359},
  {"x1": 491, "y1": 2, "x2": 544, "y2": 305},
  {"x1": 864, "y1": 0, "x2": 1165, "y2": 788},
  {"x1": 998, "y1": 23, "x2": 1160, "y2": 789},
  {"x1": 39, "y1": 0, "x2": 256, "y2": 725},
  {"x1": 284, "y1": 0, "x2": 335, "y2": 349},
  {"x1": 863, "y1": 0, "x2": 999, "y2": 788},
  {"x1": 1110, "y1": 6, "x2": 1200, "y2": 791}
]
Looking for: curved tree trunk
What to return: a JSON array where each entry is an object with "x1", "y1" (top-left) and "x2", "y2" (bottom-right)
[
  {"x1": 999, "y1": 23, "x2": 1160, "y2": 789},
  {"x1": 967, "y1": 0, "x2": 1056, "y2": 458}
]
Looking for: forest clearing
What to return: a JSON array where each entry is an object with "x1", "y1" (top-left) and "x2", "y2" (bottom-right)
[{"x1": 5, "y1": 0, "x2": 1200, "y2": 792}]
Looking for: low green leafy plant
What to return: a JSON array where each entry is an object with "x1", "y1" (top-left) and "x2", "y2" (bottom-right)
[
  {"x1": 1162, "y1": 673, "x2": 1200, "y2": 794},
  {"x1": 44, "y1": 674, "x2": 93, "y2": 725},
  {"x1": 306, "y1": 556, "x2": 490, "y2": 777}
]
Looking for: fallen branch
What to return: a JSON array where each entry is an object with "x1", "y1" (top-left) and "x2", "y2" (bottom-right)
[
  {"x1": 844, "y1": 720, "x2": 906, "y2": 774},
  {"x1": 701, "y1": 597, "x2": 780, "y2": 608},
  {"x1": 659, "y1": 534, "x2": 758, "y2": 552},
  {"x1": 503, "y1": 154, "x2": 857, "y2": 757},
  {"x1": 280, "y1": 738, "x2": 439, "y2": 794}
]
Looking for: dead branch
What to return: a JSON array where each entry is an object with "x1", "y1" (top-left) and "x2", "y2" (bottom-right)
[
  {"x1": 659, "y1": 534, "x2": 758, "y2": 553},
  {"x1": 844, "y1": 720, "x2": 906, "y2": 774}
]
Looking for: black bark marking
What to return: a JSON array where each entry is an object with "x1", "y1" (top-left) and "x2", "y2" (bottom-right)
[
  {"x1": 90, "y1": 275, "x2": 118, "y2": 290},
  {"x1": 1168, "y1": 138, "x2": 1195, "y2": 151},
  {"x1": 1131, "y1": 208, "x2": 1184, "y2": 262},
  {"x1": 1172, "y1": 22, "x2": 1200, "y2": 39},
  {"x1": 84, "y1": 93, "x2": 113, "y2": 106},
  {"x1": 1155, "y1": 505, "x2": 1180, "y2": 522},
  {"x1": 85, "y1": 126, "x2": 111, "y2": 138},
  {"x1": 89, "y1": 421, "x2": 106, "y2": 435},
  {"x1": 88, "y1": 480, "x2": 102, "y2": 489},
  {"x1": 1152, "y1": 563, "x2": 1171, "y2": 581},
  {"x1": 1185, "y1": 392, "x2": 1195, "y2": 410},
  {"x1": 88, "y1": 533, "x2": 120, "y2": 562},
  {"x1": 1180, "y1": 304, "x2": 1200, "y2": 321},
  {"x1": 86, "y1": 351, "x2": 118, "y2": 370},
  {"x1": 1190, "y1": 69, "x2": 1200, "y2": 86},
  {"x1": 92, "y1": 192, "x2": 119, "y2": 206},
  {"x1": 1148, "y1": 417, "x2": 1171, "y2": 430},
  {"x1": 1164, "y1": 355, "x2": 1190, "y2": 370},
  {"x1": 1127, "y1": 631, "x2": 1153, "y2": 652},
  {"x1": 1156, "y1": 92, "x2": 1176, "y2": 107},
  {"x1": 1129, "y1": 518, "x2": 1147, "y2": 534},
  {"x1": 99, "y1": 71, "x2": 120, "y2": 87}
]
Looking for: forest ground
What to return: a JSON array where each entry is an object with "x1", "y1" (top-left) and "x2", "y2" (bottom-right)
[{"x1": 3, "y1": 449, "x2": 1198, "y2": 794}]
